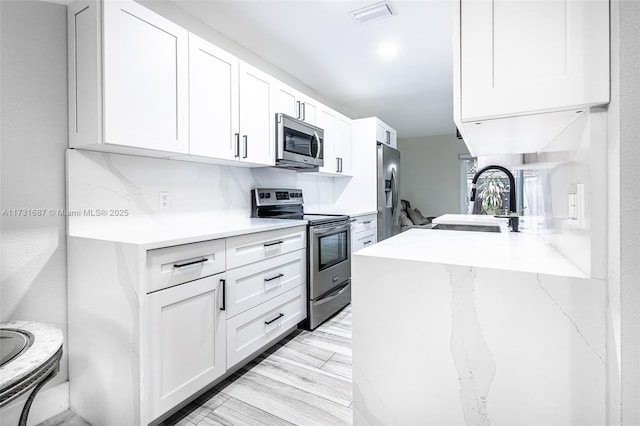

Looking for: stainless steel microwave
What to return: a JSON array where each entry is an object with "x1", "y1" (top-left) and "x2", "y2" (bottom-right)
[{"x1": 276, "y1": 113, "x2": 324, "y2": 170}]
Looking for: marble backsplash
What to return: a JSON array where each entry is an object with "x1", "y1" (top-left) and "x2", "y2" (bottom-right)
[
  {"x1": 66, "y1": 150, "x2": 336, "y2": 234},
  {"x1": 524, "y1": 108, "x2": 607, "y2": 279}
]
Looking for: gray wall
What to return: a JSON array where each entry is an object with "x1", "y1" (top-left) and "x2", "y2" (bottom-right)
[
  {"x1": 397, "y1": 134, "x2": 469, "y2": 218},
  {"x1": 0, "y1": 0, "x2": 69, "y2": 388}
]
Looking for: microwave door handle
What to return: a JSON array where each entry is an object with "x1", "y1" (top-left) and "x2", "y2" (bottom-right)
[{"x1": 313, "y1": 132, "x2": 321, "y2": 160}]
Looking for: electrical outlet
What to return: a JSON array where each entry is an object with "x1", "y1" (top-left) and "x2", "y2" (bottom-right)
[{"x1": 159, "y1": 191, "x2": 170, "y2": 210}]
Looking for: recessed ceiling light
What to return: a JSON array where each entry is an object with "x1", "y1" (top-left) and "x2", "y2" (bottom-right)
[
  {"x1": 376, "y1": 42, "x2": 399, "y2": 59},
  {"x1": 351, "y1": 1, "x2": 394, "y2": 23}
]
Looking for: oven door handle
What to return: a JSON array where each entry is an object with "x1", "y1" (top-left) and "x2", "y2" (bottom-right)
[
  {"x1": 314, "y1": 283, "x2": 350, "y2": 306},
  {"x1": 312, "y1": 223, "x2": 349, "y2": 236}
]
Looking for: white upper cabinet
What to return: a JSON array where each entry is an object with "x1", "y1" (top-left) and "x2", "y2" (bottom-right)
[
  {"x1": 188, "y1": 38, "x2": 274, "y2": 166},
  {"x1": 188, "y1": 33, "x2": 239, "y2": 161},
  {"x1": 238, "y1": 62, "x2": 275, "y2": 166},
  {"x1": 275, "y1": 82, "x2": 319, "y2": 126},
  {"x1": 317, "y1": 109, "x2": 337, "y2": 174},
  {"x1": 69, "y1": 0, "x2": 189, "y2": 155},
  {"x1": 335, "y1": 115, "x2": 352, "y2": 175},
  {"x1": 375, "y1": 120, "x2": 397, "y2": 149},
  {"x1": 316, "y1": 107, "x2": 352, "y2": 176},
  {"x1": 454, "y1": 0, "x2": 609, "y2": 155}
]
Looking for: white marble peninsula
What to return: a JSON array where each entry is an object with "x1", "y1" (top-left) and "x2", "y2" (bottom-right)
[{"x1": 351, "y1": 227, "x2": 606, "y2": 426}]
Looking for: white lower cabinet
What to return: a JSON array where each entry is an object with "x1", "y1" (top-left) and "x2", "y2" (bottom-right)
[
  {"x1": 225, "y1": 249, "x2": 305, "y2": 318},
  {"x1": 225, "y1": 227, "x2": 307, "y2": 368},
  {"x1": 351, "y1": 214, "x2": 378, "y2": 253},
  {"x1": 67, "y1": 226, "x2": 307, "y2": 426},
  {"x1": 147, "y1": 273, "x2": 226, "y2": 419},
  {"x1": 227, "y1": 286, "x2": 306, "y2": 367}
]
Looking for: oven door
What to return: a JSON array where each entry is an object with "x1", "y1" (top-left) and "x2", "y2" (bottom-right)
[{"x1": 309, "y1": 221, "x2": 351, "y2": 299}]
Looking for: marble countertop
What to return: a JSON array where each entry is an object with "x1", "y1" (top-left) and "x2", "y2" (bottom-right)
[
  {"x1": 0, "y1": 321, "x2": 63, "y2": 392},
  {"x1": 355, "y1": 227, "x2": 587, "y2": 278},
  {"x1": 68, "y1": 215, "x2": 309, "y2": 249},
  {"x1": 432, "y1": 213, "x2": 510, "y2": 227}
]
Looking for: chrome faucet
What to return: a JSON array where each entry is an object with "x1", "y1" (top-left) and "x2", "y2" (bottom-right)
[{"x1": 470, "y1": 164, "x2": 519, "y2": 231}]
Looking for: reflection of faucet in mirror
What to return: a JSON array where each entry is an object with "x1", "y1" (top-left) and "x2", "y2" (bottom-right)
[{"x1": 470, "y1": 165, "x2": 519, "y2": 231}]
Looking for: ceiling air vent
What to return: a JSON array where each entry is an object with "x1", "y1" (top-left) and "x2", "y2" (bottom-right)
[{"x1": 351, "y1": 1, "x2": 394, "y2": 22}]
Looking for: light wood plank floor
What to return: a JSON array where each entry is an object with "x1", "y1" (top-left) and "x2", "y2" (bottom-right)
[
  {"x1": 38, "y1": 305, "x2": 352, "y2": 426},
  {"x1": 164, "y1": 304, "x2": 353, "y2": 426}
]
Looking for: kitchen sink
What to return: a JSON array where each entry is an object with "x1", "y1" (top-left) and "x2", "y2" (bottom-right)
[{"x1": 430, "y1": 223, "x2": 503, "y2": 233}]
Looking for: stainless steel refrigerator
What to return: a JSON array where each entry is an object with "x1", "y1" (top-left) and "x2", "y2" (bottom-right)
[{"x1": 377, "y1": 143, "x2": 401, "y2": 241}]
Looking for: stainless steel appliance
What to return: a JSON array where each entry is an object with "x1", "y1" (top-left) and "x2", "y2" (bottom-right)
[
  {"x1": 377, "y1": 143, "x2": 401, "y2": 240},
  {"x1": 275, "y1": 113, "x2": 324, "y2": 170},
  {"x1": 251, "y1": 188, "x2": 351, "y2": 330}
]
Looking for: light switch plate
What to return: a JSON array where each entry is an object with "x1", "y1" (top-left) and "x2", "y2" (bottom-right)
[{"x1": 159, "y1": 191, "x2": 170, "y2": 210}]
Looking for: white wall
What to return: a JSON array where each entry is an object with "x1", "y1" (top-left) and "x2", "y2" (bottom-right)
[
  {"x1": 609, "y1": 0, "x2": 640, "y2": 424},
  {"x1": 0, "y1": 0, "x2": 69, "y2": 423},
  {"x1": 397, "y1": 134, "x2": 469, "y2": 217}
]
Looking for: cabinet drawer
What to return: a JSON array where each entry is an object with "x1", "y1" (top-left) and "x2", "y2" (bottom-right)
[
  {"x1": 225, "y1": 250, "x2": 306, "y2": 318},
  {"x1": 227, "y1": 286, "x2": 306, "y2": 368},
  {"x1": 353, "y1": 217, "x2": 377, "y2": 234},
  {"x1": 147, "y1": 239, "x2": 226, "y2": 293},
  {"x1": 353, "y1": 231, "x2": 376, "y2": 252},
  {"x1": 226, "y1": 226, "x2": 306, "y2": 269}
]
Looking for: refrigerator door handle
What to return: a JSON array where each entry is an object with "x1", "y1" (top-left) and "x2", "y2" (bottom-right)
[{"x1": 391, "y1": 168, "x2": 399, "y2": 216}]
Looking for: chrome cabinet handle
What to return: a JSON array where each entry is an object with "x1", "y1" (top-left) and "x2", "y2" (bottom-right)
[
  {"x1": 339, "y1": 157, "x2": 343, "y2": 173},
  {"x1": 362, "y1": 220, "x2": 372, "y2": 224},
  {"x1": 302, "y1": 102, "x2": 306, "y2": 121},
  {"x1": 243, "y1": 135, "x2": 248, "y2": 159},
  {"x1": 336, "y1": 157, "x2": 340, "y2": 173},
  {"x1": 296, "y1": 101, "x2": 301, "y2": 119},
  {"x1": 220, "y1": 279, "x2": 226, "y2": 311},
  {"x1": 386, "y1": 130, "x2": 391, "y2": 144},
  {"x1": 234, "y1": 133, "x2": 240, "y2": 157},
  {"x1": 263, "y1": 240, "x2": 284, "y2": 247},
  {"x1": 173, "y1": 258, "x2": 207, "y2": 268},
  {"x1": 264, "y1": 273, "x2": 284, "y2": 282},
  {"x1": 265, "y1": 313, "x2": 284, "y2": 325},
  {"x1": 363, "y1": 240, "x2": 373, "y2": 245}
]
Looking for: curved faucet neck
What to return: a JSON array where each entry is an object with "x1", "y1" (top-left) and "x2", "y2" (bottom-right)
[{"x1": 469, "y1": 165, "x2": 517, "y2": 213}]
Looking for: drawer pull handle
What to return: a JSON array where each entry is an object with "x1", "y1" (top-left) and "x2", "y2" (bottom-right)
[
  {"x1": 263, "y1": 240, "x2": 284, "y2": 247},
  {"x1": 364, "y1": 240, "x2": 373, "y2": 245},
  {"x1": 265, "y1": 313, "x2": 284, "y2": 325},
  {"x1": 220, "y1": 279, "x2": 226, "y2": 311},
  {"x1": 362, "y1": 221, "x2": 372, "y2": 224},
  {"x1": 264, "y1": 273, "x2": 284, "y2": 282},
  {"x1": 173, "y1": 258, "x2": 208, "y2": 268}
]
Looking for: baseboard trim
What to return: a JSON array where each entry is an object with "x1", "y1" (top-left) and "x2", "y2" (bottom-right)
[{"x1": 0, "y1": 381, "x2": 69, "y2": 426}]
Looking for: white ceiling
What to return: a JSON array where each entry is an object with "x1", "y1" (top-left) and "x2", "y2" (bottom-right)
[{"x1": 169, "y1": 0, "x2": 454, "y2": 139}]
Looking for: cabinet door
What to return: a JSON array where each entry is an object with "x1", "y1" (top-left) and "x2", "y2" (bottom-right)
[
  {"x1": 317, "y1": 109, "x2": 337, "y2": 174},
  {"x1": 147, "y1": 274, "x2": 226, "y2": 419},
  {"x1": 335, "y1": 116, "x2": 352, "y2": 175},
  {"x1": 276, "y1": 83, "x2": 300, "y2": 119},
  {"x1": 238, "y1": 62, "x2": 275, "y2": 166},
  {"x1": 299, "y1": 96, "x2": 318, "y2": 126},
  {"x1": 102, "y1": 1, "x2": 189, "y2": 153},
  {"x1": 189, "y1": 34, "x2": 239, "y2": 160},
  {"x1": 460, "y1": 0, "x2": 609, "y2": 120}
]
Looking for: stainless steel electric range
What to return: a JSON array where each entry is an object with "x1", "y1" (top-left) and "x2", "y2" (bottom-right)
[{"x1": 251, "y1": 188, "x2": 351, "y2": 330}]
